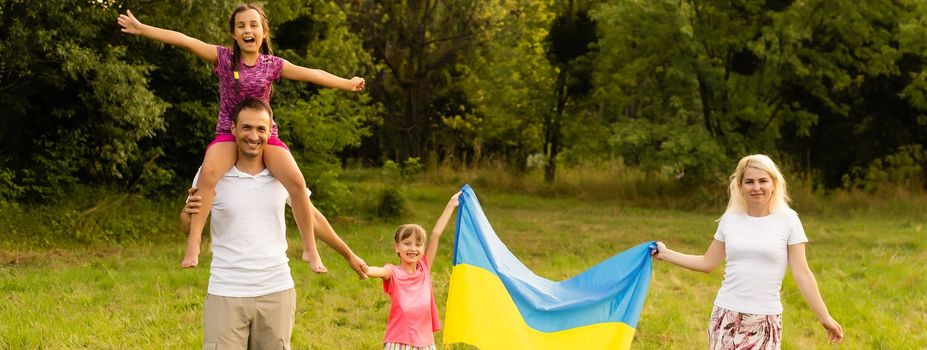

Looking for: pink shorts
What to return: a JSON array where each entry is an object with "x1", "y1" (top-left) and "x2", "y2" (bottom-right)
[{"x1": 207, "y1": 134, "x2": 289, "y2": 150}]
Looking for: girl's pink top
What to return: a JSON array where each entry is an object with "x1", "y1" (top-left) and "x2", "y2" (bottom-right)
[
  {"x1": 382, "y1": 256, "x2": 441, "y2": 347},
  {"x1": 213, "y1": 46, "x2": 284, "y2": 136}
]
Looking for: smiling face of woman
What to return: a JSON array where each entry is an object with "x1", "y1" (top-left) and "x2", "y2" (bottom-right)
[{"x1": 740, "y1": 167, "x2": 775, "y2": 216}]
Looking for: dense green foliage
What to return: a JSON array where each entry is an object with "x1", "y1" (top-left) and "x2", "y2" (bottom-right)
[
  {"x1": 1, "y1": 0, "x2": 169, "y2": 199},
  {"x1": 590, "y1": 0, "x2": 927, "y2": 184},
  {"x1": 1, "y1": 0, "x2": 925, "y2": 206},
  {"x1": 0, "y1": 0, "x2": 375, "y2": 212}
]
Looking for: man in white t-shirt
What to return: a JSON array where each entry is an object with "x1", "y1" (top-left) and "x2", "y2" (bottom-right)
[{"x1": 180, "y1": 98, "x2": 367, "y2": 349}]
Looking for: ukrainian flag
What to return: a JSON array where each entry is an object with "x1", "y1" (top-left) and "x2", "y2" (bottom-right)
[{"x1": 444, "y1": 185, "x2": 653, "y2": 349}]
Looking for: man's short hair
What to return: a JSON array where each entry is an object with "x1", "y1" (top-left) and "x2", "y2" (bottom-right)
[{"x1": 231, "y1": 98, "x2": 274, "y2": 125}]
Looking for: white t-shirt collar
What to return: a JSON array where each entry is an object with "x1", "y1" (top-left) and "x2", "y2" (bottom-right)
[{"x1": 224, "y1": 166, "x2": 271, "y2": 178}]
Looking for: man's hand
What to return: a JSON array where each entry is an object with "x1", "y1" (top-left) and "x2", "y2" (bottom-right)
[
  {"x1": 179, "y1": 187, "x2": 200, "y2": 235},
  {"x1": 183, "y1": 187, "x2": 201, "y2": 214},
  {"x1": 348, "y1": 254, "x2": 368, "y2": 279}
]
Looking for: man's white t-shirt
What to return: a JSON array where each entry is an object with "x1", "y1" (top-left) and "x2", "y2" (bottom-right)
[
  {"x1": 713, "y1": 208, "x2": 809, "y2": 315},
  {"x1": 192, "y1": 166, "x2": 306, "y2": 297}
]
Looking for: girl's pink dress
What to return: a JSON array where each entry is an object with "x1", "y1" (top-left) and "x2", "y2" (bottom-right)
[{"x1": 382, "y1": 256, "x2": 441, "y2": 347}]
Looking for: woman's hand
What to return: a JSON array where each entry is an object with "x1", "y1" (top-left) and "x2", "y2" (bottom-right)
[
  {"x1": 821, "y1": 316, "x2": 844, "y2": 343},
  {"x1": 651, "y1": 241, "x2": 667, "y2": 260}
]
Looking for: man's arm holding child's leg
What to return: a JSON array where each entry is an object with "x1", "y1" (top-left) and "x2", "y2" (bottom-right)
[{"x1": 310, "y1": 202, "x2": 368, "y2": 279}]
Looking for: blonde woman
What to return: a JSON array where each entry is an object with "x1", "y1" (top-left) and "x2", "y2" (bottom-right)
[{"x1": 653, "y1": 154, "x2": 844, "y2": 349}]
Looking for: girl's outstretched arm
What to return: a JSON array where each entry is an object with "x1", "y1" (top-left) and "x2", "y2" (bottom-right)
[
  {"x1": 280, "y1": 62, "x2": 366, "y2": 91},
  {"x1": 652, "y1": 239, "x2": 725, "y2": 273},
  {"x1": 364, "y1": 265, "x2": 391, "y2": 280},
  {"x1": 425, "y1": 192, "x2": 461, "y2": 267},
  {"x1": 118, "y1": 10, "x2": 218, "y2": 62},
  {"x1": 788, "y1": 243, "x2": 844, "y2": 343}
]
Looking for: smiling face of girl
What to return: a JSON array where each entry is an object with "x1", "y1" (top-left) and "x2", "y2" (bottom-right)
[
  {"x1": 231, "y1": 8, "x2": 266, "y2": 55},
  {"x1": 395, "y1": 235, "x2": 426, "y2": 266},
  {"x1": 392, "y1": 224, "x2": 427, "y2": 268}
]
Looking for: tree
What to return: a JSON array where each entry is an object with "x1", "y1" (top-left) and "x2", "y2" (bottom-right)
[
  {"x1": 341, "y1": 0, "x2": 496, "y2": 163},
  {"x1": 0, "y1": 0, "x2": 377, "y2": 207},
  {"x1": 591, "y1": 0, "x2": 927, "y2": 185},
  {"x1": 591, "y1": 0, "x2": 726, "y2": 181},
  {"x1": 543, "y1": 0, "x2": 597, "y2": 182},
  {"x1": 772, "y1": 0, "x2": 927, "y2": 186},
  {"x1": 0, "y1": 0, "x2": 168, "y2": 199},
  {"x1": 456, "y1": 0, "x2": 556, "y2": 170},
  {"x1": 264, "y1": 0, "x2": 379, "y2": 212}
]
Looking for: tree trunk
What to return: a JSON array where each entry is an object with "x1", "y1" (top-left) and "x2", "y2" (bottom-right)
[
  {"x1": 546, "y1": 69, "x2": 569, "y2": 183},
  {"x1": 696, "y1": 72, "x2": 717, "y2": 138}
]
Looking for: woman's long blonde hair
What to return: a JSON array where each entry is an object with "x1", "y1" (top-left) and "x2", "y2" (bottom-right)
[{"x1": 722, "y1": 154, "x2": 791, "y2": 216}]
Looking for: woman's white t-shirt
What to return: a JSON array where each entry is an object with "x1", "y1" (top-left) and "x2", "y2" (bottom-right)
[{"x1": 713, "y1": 208, "x2": 808, "y2": 315}]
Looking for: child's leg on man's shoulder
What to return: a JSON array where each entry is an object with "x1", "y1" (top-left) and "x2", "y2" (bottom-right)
[
  {"x1": 261, "y1": 142, "x2": 307, "y2": 192},
  {"x1": 263, "y1": 143, "x2": 326, "y2": 272},
  {"x1": 199, "y1": 140, "x2": 238, "y2": 185},
  {"x1": 183, "y1": 140, "x2": 237, "y2": 268}
]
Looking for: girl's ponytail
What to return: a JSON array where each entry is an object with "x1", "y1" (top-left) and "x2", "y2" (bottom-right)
[{"x1": 232, "y1": 42, "x2": 241, "y2": 95}]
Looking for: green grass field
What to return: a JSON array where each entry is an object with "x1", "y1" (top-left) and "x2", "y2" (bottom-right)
[{"x1": 1, "y1": 183, "x2": 924, "y2": 349}]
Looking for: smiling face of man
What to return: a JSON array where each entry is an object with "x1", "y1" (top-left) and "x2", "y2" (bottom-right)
[{"x1": 230, "y1": 106, "x2": 272, "y2": 159}]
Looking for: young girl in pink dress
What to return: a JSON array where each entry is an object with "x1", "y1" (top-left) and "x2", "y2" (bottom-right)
[
  {"x1": 364, "y1": 192, "x2": 461, "y2": 350},
  {"x1": 118, "y1": 4, "x2": 365, "y2": 272}
]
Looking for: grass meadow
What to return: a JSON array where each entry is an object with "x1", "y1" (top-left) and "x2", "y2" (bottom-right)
[{"x1": 1, "y1": 173, "x2": 924, "y2": 349}]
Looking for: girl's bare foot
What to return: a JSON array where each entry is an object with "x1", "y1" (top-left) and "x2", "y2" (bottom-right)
[{"x1": 303, "y1": 251, "x2": 328, "y2": 273}]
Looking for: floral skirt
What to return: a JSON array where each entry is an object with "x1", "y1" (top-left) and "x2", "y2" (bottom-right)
[
  {"x1": 708, "y1": 306, "x2": 782, "y2": 350},
  {"x1": 383, "y1": 342, "x2": 436, "y2": 350}
]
